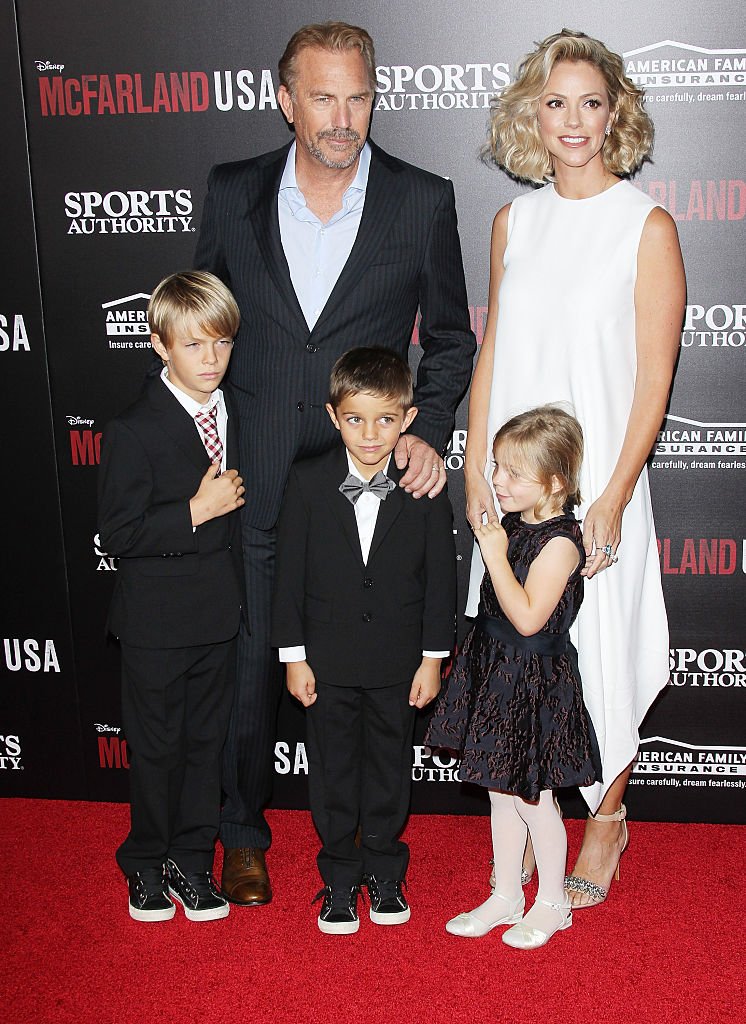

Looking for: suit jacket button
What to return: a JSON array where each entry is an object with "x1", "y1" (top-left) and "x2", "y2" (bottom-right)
[
  {"x1": 306, "y1": 342, "x2": 317, "y2": 353},
  {"x1": 296, "y1": 401, "x2": 305, "y2": 412},
  {"x1": 363, "y1": 578, "x2": 373, "y2": 588},
  {"x1": 362, "y1": 612, "x2": 372, "y2": 623}
]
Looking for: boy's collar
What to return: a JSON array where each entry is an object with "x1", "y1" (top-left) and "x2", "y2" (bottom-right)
[
  {"x1": 160, "y1": 365, "x2": 223, "y2": 416},
  {"x1": 345, "y1": 449, "x2": 393, "y2": 483}
]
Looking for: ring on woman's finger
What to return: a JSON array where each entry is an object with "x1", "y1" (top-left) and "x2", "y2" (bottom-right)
[
  {"x1": 431, "y1": 464, "x2": 439, "y2": 473},
  {"x1": 612, "y1": 555, "x2": 619, "y2": 564},
  {"x1": 601, "y1": 543, "x2": 613, "y2": 557}
]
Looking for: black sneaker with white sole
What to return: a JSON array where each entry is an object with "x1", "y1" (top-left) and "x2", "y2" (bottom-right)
[
  {"x1": 365, "y1": 875, "x2": 410, "y2": 925},
  {"x1": 166, "y1": 859, "x2": 230, "y2": 921},
  {"x1": 313, "y1": 885, "x2": 361, "y2": 934},
  {"x1": 127, "y1": 866, "x2": 176, "y2": 922}
]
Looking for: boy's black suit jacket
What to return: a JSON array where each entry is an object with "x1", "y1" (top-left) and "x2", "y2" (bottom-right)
[
  {"x1": 270, "y1": 445, "x2": 456, "y2": 688},
  {"x1": 98, "y1": 376, "x2": 246, "y2": 649},
  {"x1": 194, "y1": 140, "x2": 475, "y2": 530}
]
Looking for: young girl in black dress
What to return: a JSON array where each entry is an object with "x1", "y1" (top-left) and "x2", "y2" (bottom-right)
[{"x1": 426, "y1": 405, "x2": 601, "y2": 949}]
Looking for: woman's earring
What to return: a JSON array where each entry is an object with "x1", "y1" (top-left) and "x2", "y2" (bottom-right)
[{"x1": 604, "y1": 124, "x2": 612, "y2": 137}]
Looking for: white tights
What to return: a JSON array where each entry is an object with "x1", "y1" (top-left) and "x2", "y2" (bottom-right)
[{"x1": 468, "y1": 789, "x2": 567, "y2": 930}]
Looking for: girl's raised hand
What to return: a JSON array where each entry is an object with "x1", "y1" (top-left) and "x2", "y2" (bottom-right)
[{"x1": 474, "y1": 519, "x2": 508, "y2": 564}]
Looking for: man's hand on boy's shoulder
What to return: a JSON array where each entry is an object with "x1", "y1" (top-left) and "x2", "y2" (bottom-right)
[
  {"x1": 408, "y1": 657, "x2": 442, "y2": 708},
  {"x1": 394, "y1": 434, "x2": 446, "y2": 500},
  {"x1": 190, "y1": 462, "x2": 244, "y2": 527},
  {"x1": 286, "y1": 661, "x2": 317, "y2": 707}
]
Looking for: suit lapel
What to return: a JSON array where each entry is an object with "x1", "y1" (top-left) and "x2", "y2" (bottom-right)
[
  {"x1": 224, "y1": 386, "x2": 239, "y2": 469},
  {"x1": 321, "y1": 446, "x2": 366, "y2": 566},
  {"x1": 367, "y1": 458, "x2": 406, "y2": 562},
  {"x1": 320, "y1": 447, "x2": 408, "y2": 564},
  {"x1": 146, "y1": 378, "x2": 211, "y2": 472},
  {"x1": 311, "y1": 143, "x2": 408, "y2": 337},
  {"x1": 251, "y1": 142, "x2": 407, "y2": 342},
  {"x1": 248, "y1": 145, "x2": 309, "y2": 335}
]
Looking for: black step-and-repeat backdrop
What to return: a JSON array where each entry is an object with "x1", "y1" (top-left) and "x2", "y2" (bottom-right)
[{"x1": 2, "y1": 0, "x2": 744, "y2": 822}]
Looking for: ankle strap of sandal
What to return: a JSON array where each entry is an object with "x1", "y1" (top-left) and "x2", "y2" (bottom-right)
[
  {"x1": 591, "y1": 803, "x2": 626, "y2": 823},
  {"x1": 536, "y1": 896, "x2": 572, "y2": 914}
]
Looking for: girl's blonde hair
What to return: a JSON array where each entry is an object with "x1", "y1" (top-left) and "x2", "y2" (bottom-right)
[
  {"x1": 486, "y1": 28, "x2": 653, "y2": 183},
  {"x1": 493, "y1": 404, "x2": 583, "y2": 520}
]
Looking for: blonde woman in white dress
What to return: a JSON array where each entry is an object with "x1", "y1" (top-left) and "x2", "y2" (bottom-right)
[{"x1": 465, "y1": 30, "x2": 685, "y2": 909}]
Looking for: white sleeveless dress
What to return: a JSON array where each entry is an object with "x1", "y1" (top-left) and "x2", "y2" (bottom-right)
[{"x1": 466, "y1": 181, "x2": 669, "y2": 812}]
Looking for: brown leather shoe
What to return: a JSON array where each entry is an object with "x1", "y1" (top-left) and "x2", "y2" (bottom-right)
[{"x1": 221, "y1": 847, "x2": 272, "y2": 906}]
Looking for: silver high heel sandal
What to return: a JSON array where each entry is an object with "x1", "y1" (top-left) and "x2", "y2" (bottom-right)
[
  {"x1": 502, "y1": 897, "x2": 572, "y2": 949},
  {"x1": 564, "y1": 803, "x2": 629, "y2": 908},
  {"x1": 445, "y1": 892, "x2": 525, "y2": 937}
]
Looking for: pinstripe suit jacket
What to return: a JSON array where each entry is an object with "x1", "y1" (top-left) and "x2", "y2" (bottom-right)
[{"x1": 194, "y1": 140, "x2": 475, "y2": 530}]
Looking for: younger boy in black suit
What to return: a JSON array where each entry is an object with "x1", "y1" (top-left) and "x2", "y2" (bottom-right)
[
  {"x1": 98, "y1": 271, "x2": 246, "y2": 922},
  {"x1": 271, "y1": 348, "x2": 456, "y2": 934}
]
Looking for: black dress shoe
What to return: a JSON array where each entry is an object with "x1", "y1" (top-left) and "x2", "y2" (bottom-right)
[
  {"x1": 127, "y1": 866, "x2": 175, "y2": 922},
  {"x1": 313, "y1": 885, "x2": 361, "y2": 934},
  {"x1": 365, "y1": 875, "x2": 410, "y2": 925},
  {"x1": 166, "y1": 860, "x2": 230, "y2": 921}
]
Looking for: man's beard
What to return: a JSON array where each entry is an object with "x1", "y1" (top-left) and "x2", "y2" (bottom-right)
[{"x1": 305, "y1": 128, "x2": 364, "y2": 169}]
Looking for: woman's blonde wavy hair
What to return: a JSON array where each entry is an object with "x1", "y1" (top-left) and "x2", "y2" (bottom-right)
[{"x1": 486, "y1": 29, "x2": 653, "y2": 183}]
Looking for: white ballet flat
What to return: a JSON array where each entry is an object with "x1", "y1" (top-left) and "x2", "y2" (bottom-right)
[
  {"x1": 501, "y1": 897, "x2": 572, "y2": 949},
  {"x1": 445, "y1": 892, "x2": 525, "y2": 937}
]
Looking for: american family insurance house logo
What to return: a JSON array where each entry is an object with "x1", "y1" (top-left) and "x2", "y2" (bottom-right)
[
  {"x1": 633, "y1": 737, "x2": 746, "y2": 790},
  {"x1": 102, "y1": 293, "x2": 151, "y2": 350},
  {"x1": 651, "y1": 415, "x2": 746, "y2": 470},
  {"x1": 624, "y1": 41, "x2": 746, "y2": 103}
]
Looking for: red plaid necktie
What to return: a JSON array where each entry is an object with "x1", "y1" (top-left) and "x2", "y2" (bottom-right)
[{"x1": 195, "y1": 406, "x2": 223, "y2": 467}]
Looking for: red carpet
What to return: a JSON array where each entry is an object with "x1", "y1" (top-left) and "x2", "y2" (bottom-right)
[{"x1": 1, "y1": 800, "x2": 742, "y2": 1023}]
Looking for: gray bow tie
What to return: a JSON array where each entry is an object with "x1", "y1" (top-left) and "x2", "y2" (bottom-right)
[{"x1": 339, "y1": 470, "x2": 396, "y2": 505}]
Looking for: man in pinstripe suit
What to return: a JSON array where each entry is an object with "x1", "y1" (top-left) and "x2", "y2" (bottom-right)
[{"x1": 195, "y1": 22, "x2": 475, "y2": 906}]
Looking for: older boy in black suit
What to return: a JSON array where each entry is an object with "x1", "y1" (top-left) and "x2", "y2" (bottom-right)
[
  {"x1": 98, "y1": 271, "x2": 246, "y2": 922},
  {"x1": 271, "y1": 348, "x2": 456, "y2": 934}
]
